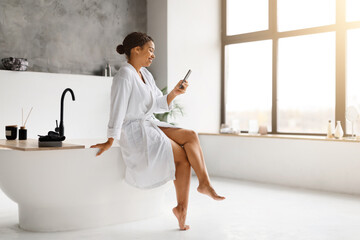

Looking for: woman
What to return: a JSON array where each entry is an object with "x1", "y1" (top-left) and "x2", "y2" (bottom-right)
[{"x1": 91, "y1": 32, "x2": 225, "y2": 231}]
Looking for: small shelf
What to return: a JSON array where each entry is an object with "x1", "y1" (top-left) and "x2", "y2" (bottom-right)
[{"x1": 0, "y1": 139, "x2": 85, "y2": 151}]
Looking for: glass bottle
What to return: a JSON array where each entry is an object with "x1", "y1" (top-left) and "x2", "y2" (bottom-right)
[{"x1": 326, "y1": 120, "x2": 333, "y2": 138}]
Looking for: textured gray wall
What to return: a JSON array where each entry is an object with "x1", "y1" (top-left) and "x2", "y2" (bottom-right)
[{"x1": 0, "y1": 0, "x2": 147, "y2": 75}]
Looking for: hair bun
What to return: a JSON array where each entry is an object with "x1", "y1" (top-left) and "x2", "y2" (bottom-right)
[{"x1": 116, "y1": 44, "x2": 125, "y2": 54}]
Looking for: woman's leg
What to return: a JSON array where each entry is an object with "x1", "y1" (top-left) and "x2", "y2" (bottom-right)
[
  {"x1": 169, "y1": 138, "x2": 191, "y2": 230},
  {"x1": 159, "y1": 127, "x2": 225, "y2": 201}
]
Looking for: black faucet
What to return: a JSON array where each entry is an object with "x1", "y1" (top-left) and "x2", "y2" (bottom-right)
[{"x1": 55, "y1": 88, "x2": 75, "y2": 137}]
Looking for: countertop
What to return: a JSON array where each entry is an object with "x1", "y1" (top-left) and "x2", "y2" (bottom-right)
[{"x1": 0, "y1": 139, "x2": 85, "y2": 151}]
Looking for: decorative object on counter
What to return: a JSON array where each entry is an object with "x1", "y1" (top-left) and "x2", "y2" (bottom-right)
[
  {"x1": 104, "y1": 67, "x2": 107, "y2": 77},
  {"x1": 19, "y1": 107, "x2": 33, "y2": 140},
  {"x1": 231, "y1": 119, "x2": 240, "y2": 134},
  {"x1": 38, "y1": 131, "x2": 65, "y2": 147},
  {"x1": 257, "y1": 112, "x2": 268, "y2": 134},
  {"x1": 38, "y1": 88, "x2": 75, "y2": 147},
  {"x1": 5, "y1": 125, "x2": 17, "y2": 140},
  {"x1": 334, "y1": 121, "x2": 344, "y2": 139},
  {"x1": 1, "y1": 57, "x2": 28, "y2": 71},
  {"x1": 258, "y1": 125, "x2": 268, "y2": 135},
  {"x1": 248, "y1": 120, "x2": 259, "y2": 135},
  {"x1": 106, "y1": 63, "x2": 112, "y2": 77},
  {"x1": 327, "y1": 120, "x2": 333, "y2": 139},
  {"x1": 220, "y1": 123, "x2": 236, "y2": 134},
  {"x1": 346, "y1": 106, "x2": 360, "y2": 139},
  {"x1": 19, "y1": 127, "x2": 27, "y2": 140}
]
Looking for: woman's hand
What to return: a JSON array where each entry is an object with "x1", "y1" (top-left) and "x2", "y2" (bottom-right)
[
  {"x1": 90, "y1": 138, "x2": 114, "y2": 156},
  {"x1": 173, "y1": 79, "x2": 189, "y2": 96}
]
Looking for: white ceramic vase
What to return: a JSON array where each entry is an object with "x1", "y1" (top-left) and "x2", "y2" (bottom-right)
[{"x1": 334, "y1": 121, "x2": 344, "y2": 139}]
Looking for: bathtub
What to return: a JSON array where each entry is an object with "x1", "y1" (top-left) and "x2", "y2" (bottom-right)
[{"x1": 0, "y1": 139, "x2": 172, "y2": 232}]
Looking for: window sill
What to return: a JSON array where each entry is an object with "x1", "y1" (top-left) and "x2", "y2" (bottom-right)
[{"x1": 198, "y1": 132, "x2": 360, "y2": 143}]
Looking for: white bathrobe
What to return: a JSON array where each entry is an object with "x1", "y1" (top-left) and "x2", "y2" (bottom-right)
[{"x1": 107, "y1": 62, "x2": 180, "y2": 189}]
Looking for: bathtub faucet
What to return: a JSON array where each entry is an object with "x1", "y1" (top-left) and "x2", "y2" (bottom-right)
[{"x1": 55, "y1": 88, "x2": 76, "y2": 137}]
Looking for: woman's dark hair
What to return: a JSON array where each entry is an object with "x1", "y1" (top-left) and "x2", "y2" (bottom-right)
[{"x1": 116, "y1": 32, "x2": 153, "y2": 59}]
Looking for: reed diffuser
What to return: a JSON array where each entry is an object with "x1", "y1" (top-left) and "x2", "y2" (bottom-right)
[{"x1": 19, "y1": 107, "x2": 33, "y2": 140}]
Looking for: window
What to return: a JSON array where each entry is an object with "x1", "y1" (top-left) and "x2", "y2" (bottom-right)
[
  {"x1": 223, "y1": 0, "x2": 360, "y2": 135},
  {"x1": 225, "y1": 40, "x2": 272, "y2": 132},
  {"x1": 277, "y1": 32, "x2": 335, "y2": 133},
  {"x1": 346, "y1": 0, "x2": 360, "y2": 22},
  {"x1": 346, "y1": 28, "x2": 360, "y2": 134},
  {"x1": 226, "y1": 0, "x2": 268, "y2": 35},
  {"x1": 277, "y1": 0, "x2": 336, "y2": 32}
]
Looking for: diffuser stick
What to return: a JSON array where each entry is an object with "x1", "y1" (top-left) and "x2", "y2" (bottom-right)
[
  {"x1": 24, "y1": 107, "x2": 33, "y2": 128},
  {"x1": 22, "y1": 108, "x2": 24, "y2": 126}
]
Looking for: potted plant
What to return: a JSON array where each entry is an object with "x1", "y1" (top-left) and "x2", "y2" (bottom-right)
[{"x1": 154, "y1": 87, "x2": 184, "y2": 126}]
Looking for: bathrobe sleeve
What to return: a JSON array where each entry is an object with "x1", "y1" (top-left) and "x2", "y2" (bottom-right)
[
  {"x1": 153, "y1": 87, "x2": 174, "y2": 114},
  {"x1": 107, "y1": 73, "x2": 132, "y2": 140},
  {"x1": 144, "y1": 69, "x2": 173, "y2": 114}
]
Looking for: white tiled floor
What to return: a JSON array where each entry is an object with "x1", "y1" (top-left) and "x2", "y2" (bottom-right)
[{"x1": 1, "y1": 176, "x2": 360, "y2": 240}]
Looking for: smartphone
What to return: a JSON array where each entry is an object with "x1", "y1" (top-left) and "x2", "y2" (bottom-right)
[{"x1": 179, "y1": 69, "x2": 192, "y2": 89}]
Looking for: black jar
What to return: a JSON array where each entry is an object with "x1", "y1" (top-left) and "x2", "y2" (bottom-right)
[
  {"x1": 19, "y1": 127, "x2": 27, "y2": 140},
  {"x1": 5, "y1": 125, "x2": 18, "y2": 140}
]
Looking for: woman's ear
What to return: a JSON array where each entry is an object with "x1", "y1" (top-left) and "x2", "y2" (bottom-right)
[{"x1": 134, "y1": 46, "x2": 142, "y2": 55}]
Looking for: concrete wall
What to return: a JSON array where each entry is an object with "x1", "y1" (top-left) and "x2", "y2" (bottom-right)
[{"x1": 0, "y1": 0, "x2": 147, "y2": 76}]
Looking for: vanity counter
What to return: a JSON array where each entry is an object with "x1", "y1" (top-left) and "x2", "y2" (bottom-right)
[{"x1": 0, "y1": 139, "x2": 85, "y2": 151}]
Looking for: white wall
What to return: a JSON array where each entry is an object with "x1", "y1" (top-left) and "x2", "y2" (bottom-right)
[
  {"x1": 200, "y1": 134, "x2": 360, "y2": 195},
  {"x1": 0, "y1": 70, "x2": 112, "y2": 140},
  {"x1": 147, "y1": 0, "x2": 168, "y2": 90},
  {"x1": 147, "y1": 0, "x2": 222, "y2": 132}
]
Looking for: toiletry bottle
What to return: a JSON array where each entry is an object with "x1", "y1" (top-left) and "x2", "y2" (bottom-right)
[
  {"x1": 334, "y1": 121, "x2": 344, "y2": 139},
  {"x1": 104, "y1": 67, "x2": 107, "y2": 77},
  {"x1": 107, "y1": 63, "x2": 111, "y2": 77},
  {"x1": 327, "y1": 120, "x2": 333, "y2": 138}
]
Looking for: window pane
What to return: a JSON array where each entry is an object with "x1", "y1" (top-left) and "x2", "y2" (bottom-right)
[
  {"x1": 227, "y1": 0, "x2": 268, "y2": 35},
  {"x1": 278, "y1": 0, "x2": 336, "y2": 32},
  {"x1": 225, "y1": 40, "x2": 272, "y2": 132},
  {"x1": 278, "y1": 32, "x2": 335, "y2": 133},
  {"x1": 347, "y1": 0, "x2": 360, "y2": 22},
  {"x1": 346, "y1": 29, "x2": 360, "y2": 135}
]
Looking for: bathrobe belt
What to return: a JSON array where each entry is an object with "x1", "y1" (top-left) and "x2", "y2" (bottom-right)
[{"x1": 126, "y1": 114, "x2": 164, "y2": 167}]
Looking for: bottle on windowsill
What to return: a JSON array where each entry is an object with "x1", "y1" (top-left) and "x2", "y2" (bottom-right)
[
  {"x1": 327, "y1": 120, "x2": 333, "y2": 139},
  {"x1": 334, "y1": 121, "x2": 344, "y2": 139}
]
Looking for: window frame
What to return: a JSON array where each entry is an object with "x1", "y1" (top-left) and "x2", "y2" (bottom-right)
[{"x1": 221, "y1": 0, "x2": 360, "y2": 135}]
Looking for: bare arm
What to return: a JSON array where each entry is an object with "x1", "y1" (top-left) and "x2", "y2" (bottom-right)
[
  {"x1": 167, "y1": 79, "x2": 189, "y2": 106},
  {"x1": 167, "y1": 91, "x2": 177, "y2": 106}
]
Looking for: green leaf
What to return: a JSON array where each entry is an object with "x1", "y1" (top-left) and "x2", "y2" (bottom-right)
[{"x1": 154, "y1": 87, "x2": 184, "y2": 124}]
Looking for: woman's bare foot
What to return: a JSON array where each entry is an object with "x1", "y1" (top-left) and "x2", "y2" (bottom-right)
[
  {"x1": 172, "y1": 206, "x2": 190, "y2": 230},
  {"x1": 197, "y1": 184, "x2": 226, "y2": 200}
]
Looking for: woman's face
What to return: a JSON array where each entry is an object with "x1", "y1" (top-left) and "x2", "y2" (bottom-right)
[{"x1": 134, "y1": 41, "x2": 155, "y2": 67}]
